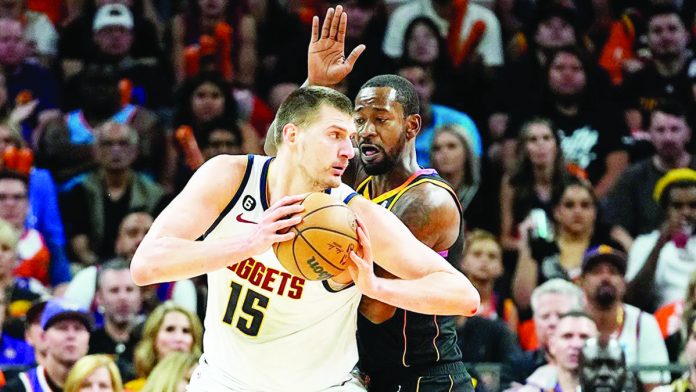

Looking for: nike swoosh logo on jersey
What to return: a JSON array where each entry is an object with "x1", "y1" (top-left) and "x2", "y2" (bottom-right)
[{"x1": 236, "y1": 213, "x2": 257, "y2": 224}]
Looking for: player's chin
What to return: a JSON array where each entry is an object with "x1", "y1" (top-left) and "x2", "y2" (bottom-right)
[{"x1": 324, "y1": 176, "x2": 342, "y2": 189}]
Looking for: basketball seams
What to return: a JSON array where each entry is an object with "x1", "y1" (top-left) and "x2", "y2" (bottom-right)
[
  {"x1": 295, "y1": 230, "x2": 344, "y2": 271},
  {"x1": 297, "y1": 227, "x2": 358, "y2": 242},
  {"x1": 298, "y1": 203, "x2": 350, "y2": 221},
  {"x1": 289, "y1": 227, "x2": 310, "y2": 279}
]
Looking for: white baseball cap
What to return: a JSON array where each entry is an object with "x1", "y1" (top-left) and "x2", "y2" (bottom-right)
[{"x1": 93, "y1": 4, "x2": 134, "y2": 32}]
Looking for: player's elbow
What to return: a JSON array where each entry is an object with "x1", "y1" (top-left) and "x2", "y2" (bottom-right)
[
  {"x1": 130, "y1": 252, "x2": 156, "y2": 286},
  {"x1": 459, "y1": 285, "x2": 481, "y2": 317}
]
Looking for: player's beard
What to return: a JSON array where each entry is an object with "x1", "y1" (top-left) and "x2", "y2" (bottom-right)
[{"x1": 363, "y1": 152, "x2": 396, "y2": 175}]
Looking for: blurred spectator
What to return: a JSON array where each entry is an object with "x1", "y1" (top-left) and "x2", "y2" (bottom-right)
[
  {"x1": 458, "y1": 229, "x2": 518, "y2": 331},
  {"x1": 0, "y1": 122, "x2": 71, "y2": 289},
  {"x1": 605, "y1": 102, "x2": 695, "y2": 249},
  {"x1": 199, "y1": 117, "x2": 243, "y2": 160},
  {"x1": 125, "y1": 301, "x2": 202, "y2": 391},
  {"x1": 38, "y1": 64, "x2": 170, "y2": 189},
  {"x1": 654, "y1": 270, "x2": 696, "y2": 361},
  {"x1": 654, "y1": 312, "x2": 696, "y2": 392},
  {"x1": 64, "y1": 211, "x2": 198, "y2": 316},
  {"x1": 0, "y1": 0, "x2": 57, "y2": 67},
  {"x1": 170, "y1": 0, "x2": 256, "y2": 86},
  {"x1": 397, "y1": 64, "x2": 482, "y2": 167},
  {"x1": 521, "y1": 311, "x2": 598, "y2": 392},
  {"x1": 4, "y1": 298, "x2": 92, "y2": 392},
  {"x1": 382, "y1": 0, "x2": 503, "y2": 69},
  {"x1": 509, "y1": 46, "x2": 628, "y2": 196},
  {"x1": 626, "y1": 168, "x2": 696, "y2": 311},
  {"x1": 0, "y1": 219, "x2": 49, "y2": 333},
  {"x1": 63, "y1": 354, "x2": 123, "y2": 392},
  {"x1": 0, "y1": 170, "x2": 70, "y2": 287},
  {"x1": 500, "y1": 118, "x2": 567, "y2": 252},
  {"x1": 59, "y1": 1, "x2": 162, "y2": 84},
  {"x1": 0, "y1": 287, "x2": 35, "y2": 367},
  {"x1": 0, "y1": 18, "x2": 59, "y2": 133},
  {"x1": 509, "y1": 279, "x2": 584, "y2": 385},
  {"x1": 489, "y1": 5, "x2": 581, "y2": 150},
  {"x1": 429, "y1": 123, "x2": 480, "y2": 214},
  {"x1": 579, "y1": 337, "x2": 637, "y2": 392},
  {"x1": 513, "y1": 178, "x2": 615, "y2": 310},
  {"x1": 621, "y1": 4, "x2": 696, "y2": 134},
  {"x1": 141, "y1": 352, "x2": 199, "y2": 392},
  {"x1": 85, "y1": 258, "x2": 142, "y2": 381},
  {"x1": 21, "y1": 299, "x2": 46, "y2": 368},
  {"x1": 60, "y1": 122, "x2": 166, "y2": 265},
  {"x1": 580, "y1": 244, "x2": 670, "y2": 388}
]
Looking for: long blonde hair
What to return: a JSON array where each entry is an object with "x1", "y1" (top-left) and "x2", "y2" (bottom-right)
[
  {"x1": 141, "y1": 352, "x2": 200, "y2": 392},
  {"x1": 64, "y1": 355, "x2": 123, "y2": 392},
  {"x1": 133, "y1": 301, "x2": 203, "y2": 378}
]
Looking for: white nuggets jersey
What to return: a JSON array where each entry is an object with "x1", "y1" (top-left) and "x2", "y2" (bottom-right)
[{"x1": 195, "y1": 155, "x2": 362, "y2": 392}]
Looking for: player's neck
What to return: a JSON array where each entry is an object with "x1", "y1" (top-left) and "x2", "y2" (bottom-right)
[
  {"x1": 266, "y1": 157, "x2": 323, "y2": 201},
  {"x1": 369, "y1": 150, "x2": 421, "y2": 195}
]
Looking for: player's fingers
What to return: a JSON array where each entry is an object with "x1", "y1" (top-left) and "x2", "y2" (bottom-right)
[
  {"x1": 271, "y1": 215, "x2": 302, "y2": 231},
  {"x1": 267, "y1": 205, "x2": 304, "y2": 222},
  {"x1": 356, "y1": 227, "x2": 373, "y2": 261},
  {"x1": 329, "y1": 5, "x2": 342, "y2": 39},
  {"x1": 321, "y1": 8, "x2": 334, "y2": 38},
  {"x1": 355, "y1": 217, "x2": 371, "y2": 239},
  {"x1": 275, "y1": 231, "x2": 296, "y2": 243},
  {"x1": 310, "y1": 16, "x2": 319, "y2": 43},
  {"x1": 345, "y1": 45, "x2": 366, "y2": 68},
  {"x1": 337, "y1": 12, "x2": 347, "y2": 44},
  {"x1": 269, "y1": 194, "x2": 305, "y2": 211}
]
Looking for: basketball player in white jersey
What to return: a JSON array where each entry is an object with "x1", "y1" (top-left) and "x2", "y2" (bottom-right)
[{"x1": 130, "y1": 8, "x2": 479, "y2": 392}]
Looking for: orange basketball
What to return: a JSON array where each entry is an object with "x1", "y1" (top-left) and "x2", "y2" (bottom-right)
[{"x1": 273, "y1": 192, "x2": 359, "y2": 281}]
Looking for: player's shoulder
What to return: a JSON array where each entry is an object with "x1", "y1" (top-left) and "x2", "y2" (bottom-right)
[
  {"x1": 196, "y1": 154, "x2": 253, "y2": 179},
  {"x1": 400, "y1": 179, "x2": 460, "y2": 215}
]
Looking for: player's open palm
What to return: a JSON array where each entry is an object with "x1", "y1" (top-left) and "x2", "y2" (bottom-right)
[
  {"x1": 348, "y1": 218, "x2": 381, "y2": 297},
  {"x1": 308, "y1": 5, "x2": 365, "y2": 87},
  {"x1": 247, "y1": 195, "x2": 305, "y2": 255}
]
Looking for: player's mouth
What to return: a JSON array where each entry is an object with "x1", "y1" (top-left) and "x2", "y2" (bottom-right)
[
  {"x1": 331, "y1": 164, "x2": 346, "y2": 176},
  {"x1": 359, "y1": 144, "x2": 383, "y2": 162}
]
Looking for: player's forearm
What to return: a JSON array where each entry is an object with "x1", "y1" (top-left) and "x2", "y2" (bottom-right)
[
  {"x1": 367, "y1": 271, "x2": 480, "y2": 316},
  {"x1": 131, "y1": 236, "x2": 254, "y2": 285}
]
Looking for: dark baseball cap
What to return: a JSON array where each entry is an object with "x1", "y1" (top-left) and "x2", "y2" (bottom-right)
[
  {"x1": 581, "y1": 245, "x2": 627, "y2": 276},
  {"x1": 40, "y1": 298, "x2": 92, "y2": 331}
]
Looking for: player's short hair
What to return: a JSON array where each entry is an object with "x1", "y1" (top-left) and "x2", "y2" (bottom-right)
[
  {"x1": 272, "y1": 86, "x2": 353, "y2": 148},
  {"x1": 531, "y1": 278, "x2": 585, "y2": 314},
  {"x1": 360, "y1": 74, "x2": 420, "y2": 116}
]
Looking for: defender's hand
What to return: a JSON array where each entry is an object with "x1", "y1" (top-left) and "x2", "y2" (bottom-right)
[
  {"x1": 247, "y1": 195, "x2": 305, "y2": 255},
  {"x1": 308, "y1": 5, "x2": 365, "y2": 87},
  {"x1": 348, "y1": 218, "x2": 381, "y2": 297}
]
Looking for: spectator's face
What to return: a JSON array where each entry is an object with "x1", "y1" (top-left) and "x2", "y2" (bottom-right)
[
  {"x1": 431, "y1": 130, "x2": 467, "y2": 176},
  {"x1": 580, "y1": 340, "x2": 627, "y2": 392},
  {"x1": 0, "y1": 0, "x2": 22, "y2": 19},
  {"x1": 648, "y1": 14, "x2": 688, "y2": 58},
  {"x1": 549, "y1": 52, "x2": 586, "y2": 97},
  {"x1": 42, "y1": 319, "x2": 90, "y2": 366},
  {"x1": 666, "y1": 186, "x2": 696, "y2": 228},
  {"x1": 191, "y1": 82, "x2": 225, "y2": 123},
  {"x1": 535, "y1": 16, "x2": 576, "y2": 49},
  {"x1": 398, "y1": 65, "x2": 433, "y2": 105},
  {"x1": 0, "y1": 178, "x2": 28, "y2": 230},
  {"x1": 0, "y1": 19, "x2": 25, "y2": 66},
  {"x1": 554, "y1": 185, "x2": 596, "y2": 236},
  {"x1": 95, "y1": 124, "x2": 138, "y2": 171},
  {"x1": 524, "y1": 122, "x2": 557, "y2": 167},
  {"x1": 685, "y1": 328, "x2": 696, "y2": 367},
  {"x1": 550, "y1": 316, "x2": 598, "y2": 372},
  {"x1": 534, "y1": 293, "x2": 577, "y2": 347},
  {"x1": 354, "y1": 86, "x2": 409, "y2": 176},
  {"x1": 0, "y1": 236, "x2": 16, "y2": 280},
  {"x1": 94, "y1": 25, "x2": 134, "y2": 57},
  {"x1": 25, "y1": 320, "x2": 46, "y2": 358},
  {"x1": 406, "y1": 22, "x2": 439, "y2": 65},
  {"x1": 0, "y1": 73, "x2": 7, "y2": 108},
  {"x1": 97, "y1": 269, "x2": 142, "y2": 327},
  {"x1": 198, "y1": 0, "x2": 227, "y2": 18},
  {"x1": 343, "y1": 1, "x2": 376, "y2": 40},
  {"x1": 115, "y1": 212, "x2": 153, "y2": 259},
  {"x1": 155, "y1": 311, "x2": 194, "y2": 360},
  {"x1": 581, "y1": 261, "x2": 625, "y2": 310},
  {"x1": 78, "y1": 366, "x2": 114, "y2": 392},
  {"x1": 459, "y1": 238, "x2": 503, "y2": 282},
  {"x1": 650, "y1": 111, "x2": 690, "y2": 158},
  {"x1": 97, "y1": 0, "x2": 133, "y2": 6},
  {"x1": 203, "y1": 129, "x2": 242, "y2": 160}
]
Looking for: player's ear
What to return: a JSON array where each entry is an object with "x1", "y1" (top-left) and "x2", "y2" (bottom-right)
[
  {"x1": 282, "y1": 123, "x2": 298, "y2": 144},
  {"x1": 405, "y1": 114, "x2": 421, "y2": 140}
]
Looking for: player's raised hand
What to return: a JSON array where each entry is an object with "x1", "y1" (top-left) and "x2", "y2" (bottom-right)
[
  {"x1": 247, "y1": 194, "x2": 306, "y2": 255},
  {"x1": 348, "y1": 217, "x2": 381, "y2": 297},
  {"x1": 308, "y1": 5, "x2": 366, "y2": 87}
]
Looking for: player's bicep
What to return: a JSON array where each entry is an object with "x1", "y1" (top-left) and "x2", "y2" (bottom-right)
[
  {"x1": 145, "y1": 155, "x2": 247, "y2": 241},
  {"x1": 349, "y1": 197, "x2": 457, "y2": 280},
  {"x1": 390, "y1": 187, "x2": 460, "y2": 250}
]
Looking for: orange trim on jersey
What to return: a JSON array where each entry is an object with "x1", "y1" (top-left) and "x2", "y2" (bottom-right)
[
  {"x1": 402, "y1": 311, "x2": 410, "y2": 367},
  {"x1": 433, "y1": 315, "x2": 441, "y2": 362},
  {"x1": 358, "y1": 170, "x2": 425, "y2": 204}
]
